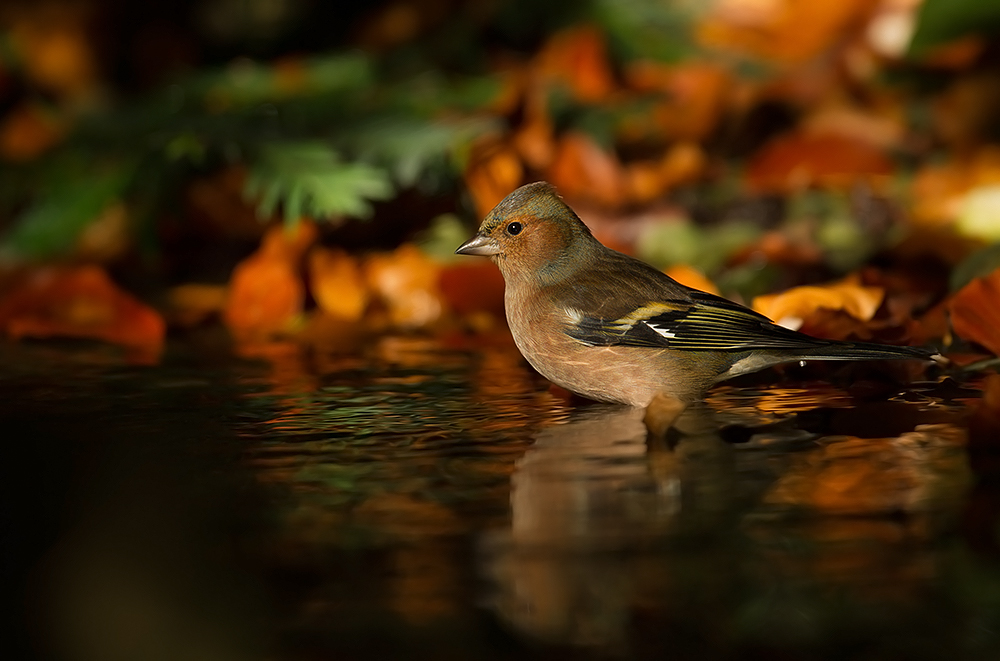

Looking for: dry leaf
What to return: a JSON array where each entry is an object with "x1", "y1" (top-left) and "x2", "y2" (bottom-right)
[
  {"x1": 9, "y1": 10, "x2": 98, "y2": 99},
  {"x1": 753, "y1": 275, "x2": 885, "y2": 331},
  {"x1": 625, "y1": 61, "x2": 731, "y2": 142},
  {"x1": 464, "y1": 137, "x2": 523, "y2": 218},
  {"x1": 698, "y1": 0, "x2": 873, "y2": 63},
  {"x1": 365, "y1": 244, "x2": 444, "y2": 328},
  {"x1": 438, "y1": 261, "x2": 506, "y2": 317},
  {"x1": 948, "y1": 268, "x2": 1000, "y2": 356},
  {"x1": 547, "y1": 132, "x2": 627, "y2": 208},
  {"x1": 308, "y1": 246, "x2": 369, "y2": 321},
  {"x1": 223, "y1": 222, "x2": 318, "y2": 338},
  {"x1": 664, "y1": 264, "x2": 719, "y2": 295},
  {"x1": 168, "y1": 284, "x2": 228, "y2": 328},
  {"x1": 534, "y1": 24, "x2": 615, "y2": 103},
  {"x1": 746, "y1": 131, "x2": 893, "y2": 193},
  {"x1": 0, "y1": 103, "x2": 65, "y2": 161},
  {"x1": 0, "y1": 265, "x2": 165, "y2": 357}
]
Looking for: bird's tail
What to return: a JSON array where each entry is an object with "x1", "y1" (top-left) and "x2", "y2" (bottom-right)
[{"x1": 796, "y1": 341, "x2": 945, "y2": 364}]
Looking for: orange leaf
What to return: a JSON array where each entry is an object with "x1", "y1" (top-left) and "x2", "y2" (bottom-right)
[
  {"x1": 464, "y1": 138, "x2": 523, "y2": 219},
  {"x1": 308, "y1": 246, "x2": 369, "y2": 321},
  {"x1": 664, "y1": 265, "x2": 719, "y2": 295},
  {"x1": 746, "y1": 131, "x2": 893, "y2": 193},
  {"x1": 948, "y1": 268, "x2": 1000, "y2": 356},
  {"x1": 547, "y1": 132, "x2": 627, "y2": 208},
  {"x1": 753, "y1": 276, "x2": 885, "y2": 330},
  {"x1": 0, "y1": 266, "x2": 164, "y2": 359},
  {"x1": 625, "y1": 61, "x2": 731, "y2": 142},
  {"x1": 438, "y1": 262, "x2": 506, "y2": 317},
  {"x1": 364, "y1": 244, "x2": 444, "y2": 328},
  {"x1": 698, "y1": 0, "x2": 872, "y2": 63},
  {"x1": 224, "y1": 223, "x2": 317, "y2": 338},
  {"x1": 534, "y1": 24, "x2": 615, "y2": 103},
  {"x1": 168, "y1": 284, "x2": 228, "y2": 328},
  {"x1": 0, "y1": 103, "x2": 64, "y2": 161}
]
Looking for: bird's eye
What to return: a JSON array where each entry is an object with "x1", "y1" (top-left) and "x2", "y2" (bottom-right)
[{"x1": 506, "y1": 222, "x2": 523, "y2": 236}]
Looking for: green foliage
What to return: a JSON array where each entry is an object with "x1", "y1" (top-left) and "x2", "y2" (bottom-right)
[
  {"x1": 951, "y1": 242, "x2": 1000, "y2": 291},
  {"x1": 593, "y1": 0, "x2": 700, "y2": 62},
  {"x1": 245, "y1": 142, "x2": 393, "y2": 222},
  {"x1": 1, "y1": 165, "x2": 130, "y2": 258},
  {"x1": 909, "y1": 0, "x2": 1000, "y2": 56},
  {"x1": 0, "y1": 50, "x2": 500, "y2": 258}
]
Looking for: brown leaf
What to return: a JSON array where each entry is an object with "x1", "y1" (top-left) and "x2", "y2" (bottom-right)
[
  {"x1": 534, "y1": 24, "x2": 615, "y2": 103},
  {"x1": 664, "y1": 265, "x2": 719, "y2": 295},
  {"x1": 308, "y1": 246, "x2": 369, "y2": 321},
  {"x1": 698, "y1": 0, "x2": 873, "y2": 63},
  {"x1": 625, "y1": 61, "x2": 731, "y2": 142},
  {"x1": 364, "y1": 244, "x2": 444, "y2": 328},
  {"x1": 223, "y1": 222, "x2": 318, "y2": 338},
  {"x1": 0, "y1": 266, "x2": 165, "y2": 360},
  {"x1": 167, "y1": 284, "x2": 228, "y2": 328},
  {"x1": 746, "y1": 131, "x2": 893, "y2": 193},
  {"x1": 438, "y1": 261, "x2": 506, "y2": 318},
  {"x1": 753, "y1": 275, "x2": 885, "y2": 331},
  {"x1": 948, "y1": 268, "x2": 1000, "y2": 356},
  {"x1": 464, "y1": 137, "x2": 523, "y2": 218},
  {"x1": 547, "y1": 132, "x2": 627, "y2": 208},
  {"x1": 0, "y1": 103, "x2": 65, "y2": 161}
]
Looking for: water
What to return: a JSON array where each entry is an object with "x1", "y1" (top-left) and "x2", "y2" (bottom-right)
[{"x1": 3, "y1": 332, "x2": 998, "y2": 660}]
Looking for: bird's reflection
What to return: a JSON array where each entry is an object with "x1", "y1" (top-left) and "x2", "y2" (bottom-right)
[
  {"x1": 480, "y1": 392, "x2": 974, "y2": 652},
  {"x1": 480, "y1": 403, "x2": 737, "y2": 647}
]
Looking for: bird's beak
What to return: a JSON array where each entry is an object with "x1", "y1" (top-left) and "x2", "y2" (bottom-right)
[{"x1": 455, "y1": 233, "x2": 500, "y2": 256}]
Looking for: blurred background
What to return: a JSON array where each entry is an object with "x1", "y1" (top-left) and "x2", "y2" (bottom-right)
[{"x1": 0, "y1": 0, "x2": 999, "y2": 354}]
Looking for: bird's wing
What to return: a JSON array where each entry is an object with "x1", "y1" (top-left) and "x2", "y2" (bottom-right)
[{"x1": 565, "y1": 290, "x2": 833, "y2": 353}]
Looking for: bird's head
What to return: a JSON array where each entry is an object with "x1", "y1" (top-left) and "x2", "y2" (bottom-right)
[{"x1": 455, "y1": 182, "x2": 595, "y2": 281}]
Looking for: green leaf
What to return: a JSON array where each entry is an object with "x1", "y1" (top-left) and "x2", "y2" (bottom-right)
[
  {"x1": 1, "y1": 166, "x2": 131, "y2": 259},
  {"x1": 340, "y1": 115, "x2": 498, "y2": 187},
  {"x1": 951, "y1": 242, "x2": 1000, "y2": 292},
  {"x1": 245, "y1": 142, "x2": 394, "y2": 222},
  {"x1": 909, "y1": 0, "x2": 1000, "y2": 56}
]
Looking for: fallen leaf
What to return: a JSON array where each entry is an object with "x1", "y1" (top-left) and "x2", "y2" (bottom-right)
[
  {"x1": 512, "y1": 86, "x2": 556, "y2": 171},
  {"x1": 534, "y1": 24, "x2": 616, "y2": 103},
  {"x1": 9, "y1": 10, "x2": 98, "y2": 99},
  {"x1": 0, "y1": 265, "x2": 164, "y2": 360},
  {"x1": 753, "y1": 275, "x2": 885, "y2": 331},
  {"x1": 664, "y1": 264, "x2": 719, "y2": 295},
  {"x1": 365, "y1": 244, "x2": 444, "y2": 328},
  {"x1": 547, "y1": 132, "x2": 627, "y2": 208},
  {"x1": 438, "y1": 261, "x2": 506, "y2": 317},
  {"x1": 167, "y1": 284, "x2": 228, "y2": 328},
  {"x1": 0, "y1": 103, "x2": 65, "y2": 161},
  {"x1": 948, "y1": 267, "x2": 1000, "y2": 356},
  {"x1": 625, "y1": 61, "x2": 731, "y2": 142},
  {"x1": 464, "y1": 137, "x2": 523, "y2": 219},
  {"x1": 746, "y1": 131, "x2": 893, "y2": 193},
  {"x1": 698, "y1": 0, "x2": 872, "y2": 63},
  {"x1": 308, "y1": 246, "x2": 369, "y2": 321},
  {"x1": 909, "y1": 147, "x2": 1000, "y2": 228},
  {"x1": 223, "y1": 222, "x2": 318, "y2": 338}
]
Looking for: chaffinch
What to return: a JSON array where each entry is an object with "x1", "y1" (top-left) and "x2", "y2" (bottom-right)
[{"x1": 456, "y1": 182, "x2": 937, "y2": 408}]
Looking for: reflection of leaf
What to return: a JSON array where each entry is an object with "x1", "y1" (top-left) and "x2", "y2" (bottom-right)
[
  {"x1": 2, "y1": 166, "x2": 130, "y2": 258},
  {"x1": 245, "y1": 142, "x2": 393, "y2": 222},
  {"x1": 909, "y1": 0, "x2": 1000, "y2": 56}
]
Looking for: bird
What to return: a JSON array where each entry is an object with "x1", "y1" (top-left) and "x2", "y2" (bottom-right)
[{"x1": 455, "y1": 181, "x2": 939, "y2": 408}]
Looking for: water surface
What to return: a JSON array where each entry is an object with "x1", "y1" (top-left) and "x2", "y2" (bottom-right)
[{"x1": 3, "y1": 334, "x2": 998, "y2": 660}]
